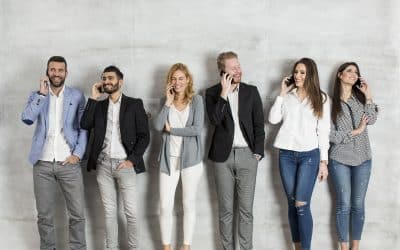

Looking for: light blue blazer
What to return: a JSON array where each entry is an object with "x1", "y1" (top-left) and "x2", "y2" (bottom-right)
[{"x1": 21, "y1": 86, "x2": 88, "y2": 165}]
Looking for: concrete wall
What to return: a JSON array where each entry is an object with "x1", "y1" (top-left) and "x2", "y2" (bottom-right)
[{"x1": 1, "y1": 0, "x2": 399, "y2": 249}]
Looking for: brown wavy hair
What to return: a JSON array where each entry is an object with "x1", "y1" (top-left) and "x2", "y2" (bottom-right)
[
  {"x1": 331, "y1": 62, "x2": 366, "y2": 125},
  {"x1": 165, "y1": 63, "x2": 195, "y2": 104},
  {"x1": 292, "y1": 58, "x2": 327, "y2": 118}
]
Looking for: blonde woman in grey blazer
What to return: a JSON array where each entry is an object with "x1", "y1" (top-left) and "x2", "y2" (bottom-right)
[{"x1": 153, "y1": 63, "x2": 204, "y2": 250}]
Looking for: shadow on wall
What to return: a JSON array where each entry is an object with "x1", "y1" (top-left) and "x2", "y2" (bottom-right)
[
  {"x1": 142, "y1": 63, "x2": 169, "y2": 249},
  {"x1": 326, "y1": 61, "x2": 344, "y2": 250},
  {"x1": 264, "y1": 58, "x2": 293, "y2": 250},
  {"x1": 202, "y1": 52, "x2": 221, "y2": 250}
]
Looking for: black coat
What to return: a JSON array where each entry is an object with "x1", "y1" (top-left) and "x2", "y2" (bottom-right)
[
  {"x1": 205, "y1": 82, "x2": 265, "y2": 162},
  {"x1": 80, "y1": 94, "x2": 150, "y2": 173}
]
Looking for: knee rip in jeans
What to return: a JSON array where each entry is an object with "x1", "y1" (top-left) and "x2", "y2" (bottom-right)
[
  {"x1": 295, "y1": 201, "x2": 307, "y2": 207},
  {"x1": 295, "y1": 201, "x2": 307, "y2": 216}
]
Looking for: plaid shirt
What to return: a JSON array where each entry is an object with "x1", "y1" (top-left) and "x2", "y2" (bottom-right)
[{"x1": 329, "y1": 95, "x2": 378, "y2": 166}]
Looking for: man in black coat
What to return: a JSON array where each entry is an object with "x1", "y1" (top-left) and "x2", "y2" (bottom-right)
[
  {"x1": 205, "y1": 52, "x2": 265, "y2": 250},
  {"x1": 80, "y1": 65, "x2": 149, "y2": 249}
]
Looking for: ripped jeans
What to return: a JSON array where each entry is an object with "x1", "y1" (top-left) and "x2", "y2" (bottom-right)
[
  {"x1": 329, "y1": 159, "x2": 371, "y2": 242},
  {"x1": 279, "y1": 148, "x2": 320, "y2": 250}
]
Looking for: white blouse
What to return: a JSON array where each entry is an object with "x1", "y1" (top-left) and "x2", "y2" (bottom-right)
[
  {"x1": 268, "y1": 90, "x2": 331, "y2": 161},
  {"x1": 169, "y1": 104, "x2": 190, "y2": 157}
]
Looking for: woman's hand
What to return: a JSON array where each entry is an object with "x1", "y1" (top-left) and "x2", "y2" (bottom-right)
[
  {"x1": 164, "y1": 121, "x2": 171, "y2": 132},
  {"x1": 318, "y1": 161, "x2": 328, "y2": 182},
  {"x1": 352, "y1": 114, "x2": 369, "y2": 136},
  {"x1": 357, "y1": 77, "x2": 372, "y2": 100},
  {"x1": 279, "y1": 76, "x2": 294, "y2": 97},
  {"x1": 165, "y1": 82, "x2": 175, "y2": 107}
]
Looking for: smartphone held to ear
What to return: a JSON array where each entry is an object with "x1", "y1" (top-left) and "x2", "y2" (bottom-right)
[
  {"x1": 97, "y1": 85, "x2": 104, "y2": 93},
  {"x1": 355, "y1": 77, "x2": 362, "y2": 87},
  {"x1": 220, "y1": 71, "x2": 233, "y2": 81},
  {"x1": 285, "y1": 76, "x2": 295, "y2": 86}
]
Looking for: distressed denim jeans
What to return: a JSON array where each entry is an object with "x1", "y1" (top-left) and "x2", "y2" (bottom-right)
[
  {"x1": 329, "y1": 159, "x2": 371, "y2": 242},
  {"x1": 279, "y1": 148, "x2": 320, "y2": 250}
]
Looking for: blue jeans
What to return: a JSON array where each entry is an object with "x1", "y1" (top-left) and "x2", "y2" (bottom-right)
[
  {"x1": 279, "y1": 148, "x2": 320, "y2": 250},
  {"x1": 329, "y1": 159, "x2": 371, "y2": 242}
]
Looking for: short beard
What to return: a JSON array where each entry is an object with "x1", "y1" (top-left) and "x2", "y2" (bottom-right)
[
  {"x1": 104, "y1": 84, "x2": 120, "y2": 94},
  {"x1": 49, "y1": 78, "x2": 65, "y2": 88}
]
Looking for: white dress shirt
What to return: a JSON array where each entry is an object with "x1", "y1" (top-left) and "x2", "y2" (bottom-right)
[
  {"x1": 168, "y1": 104, "x2": 190, "y2": 157},
  {"x1": 268, "y1": 89, "x2": 331, "y2": 161},
  {"x1": 101, "y1": 95, "x2": 127, "y2": 159},
  {"x1": 40, "y1": 86, "x2": 72, "y2": 161},
  {"x1": 227, "y1": 84, "x2": 248, "y2": 148}
]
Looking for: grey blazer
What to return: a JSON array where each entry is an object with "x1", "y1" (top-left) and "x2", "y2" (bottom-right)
[{"x1": 153, "y1": 95, "x2": 204, "y2": 175}]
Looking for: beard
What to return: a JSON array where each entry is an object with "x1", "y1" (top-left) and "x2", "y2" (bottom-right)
[
  {"x1": 49, "y1": 76, "x2": 65, "y2": 88},
  {"x1": 103, "y1": 83, "x2": 120, "y2": 94}
]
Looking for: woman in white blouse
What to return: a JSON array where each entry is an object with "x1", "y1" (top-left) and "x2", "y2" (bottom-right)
[
  {"x1": 268, "y1": 58, "x2": 330, "y2": 250},
  {"x1": 154, "y1": 63, "x2": 204, "y2": 250}
]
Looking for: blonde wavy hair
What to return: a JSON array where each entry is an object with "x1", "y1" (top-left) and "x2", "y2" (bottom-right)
[{"x1": 165, "y1": 63, "x2": 195, "y2": 104}]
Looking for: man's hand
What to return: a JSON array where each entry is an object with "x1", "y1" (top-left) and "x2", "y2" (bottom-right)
[
  {"x1": 39, "y1": 76, "x2": 50, "y2": 96},
  {"x1": 91, "y1": 82, "x2": 103, "y2": 100},
  {"x1": 220, "y1": 73, "x2": 233, "y2": 99},
  {"x1": 62, "y1": 155, "x2": 80, "y2": 165},
  {"x1": 116, "y1": 160, "x2": 134, "y2": 170}
]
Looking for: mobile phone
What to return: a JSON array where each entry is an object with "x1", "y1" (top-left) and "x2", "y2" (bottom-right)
[
  {"x1": 97, "y1": 85, "x2": 104, "y2": 93},
  {"x1": 355, "y1": 77, "x2": 362, "y2": 87},
  {"x1": 285, "y1": 75, "x2": 295, "y2": 86},
  {"x1": 220, "y1": 71, "x2": 233, "y2": 81}
]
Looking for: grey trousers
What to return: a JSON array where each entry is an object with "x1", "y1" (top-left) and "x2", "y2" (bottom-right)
[
  {"x1": 97, "y1": 155, "x2": 138, "y2": 250},
  {"x1": 214, "y1": 147, "x2": 258, "y2": 250},
  {"x1": 33, "y1": 160, "x2": 86, "y2": 250}
]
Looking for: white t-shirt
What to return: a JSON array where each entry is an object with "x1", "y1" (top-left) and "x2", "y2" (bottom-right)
[{"x1": 169, "y1": 104, "x2": 190, "y2": 157}]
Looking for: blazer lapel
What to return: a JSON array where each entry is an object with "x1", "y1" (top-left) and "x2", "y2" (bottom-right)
[
  {"x1": 63, "y1": 87, "x2": 72, "y2": 126},
  {"x1": 101, "y1": 98, "x2": 109, "y2": 129},
  {"x1": 43, "y1": 94, "x2": 50, "y2": 135},
  {"x1": 217, "y1": 84, "x2": 233, "y2": 119},
  {"x1": 119, "y1": 94, "x2": 128, "y2": 130},
  {"x1": 238, "y1": 83, "x2": 247, "y2": 121}
]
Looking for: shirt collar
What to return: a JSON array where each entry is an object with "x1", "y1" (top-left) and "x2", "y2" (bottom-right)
[
  {"x1": 49, "y1": 85, "x2": 65, "y2": 97},
  {"x1": 230, "y1": 83, "x2": 240, "y2": 93},
  {"x1": 109, "y1": 93, "x2": 122, "y2": 105}
]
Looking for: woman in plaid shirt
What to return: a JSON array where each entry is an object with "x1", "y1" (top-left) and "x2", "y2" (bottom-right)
[{"x1": 329, "y1": 62, "x2": 378, "y2": 250}]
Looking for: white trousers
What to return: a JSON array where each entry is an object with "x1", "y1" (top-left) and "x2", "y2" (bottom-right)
[{"x1": 159, "y1": 157, "x2": 203, "y2": 245}]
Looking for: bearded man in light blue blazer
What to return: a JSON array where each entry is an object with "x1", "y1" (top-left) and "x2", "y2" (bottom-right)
[{"x1": 21, "y1": 56, "x2": 88, "y2": 250}]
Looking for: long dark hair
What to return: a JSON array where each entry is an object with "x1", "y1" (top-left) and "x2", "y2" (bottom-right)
[
  {"x1": 292, "y1": 58, "x2": 327, "y2": 118},
  {"x1": 331, "y1": 62, "x2": 365, "y2": 125}
]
